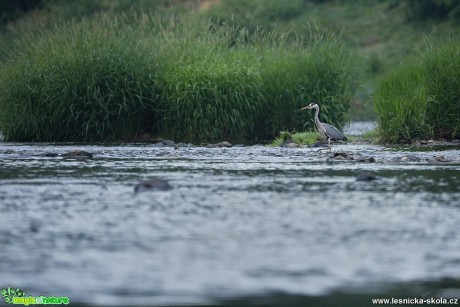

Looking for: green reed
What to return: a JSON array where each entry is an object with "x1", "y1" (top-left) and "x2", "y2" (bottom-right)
[
  {"x1": 0, "y1": 13, "x2": 357, "y2": 142},
  {"x1": 374, "y1": 38, "x2": 460, "y2": 143},
  {"x1": 0, "y1": 15, "x2": 159, "y2": 141}
]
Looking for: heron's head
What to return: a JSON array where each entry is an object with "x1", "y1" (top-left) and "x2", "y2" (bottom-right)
[{"x1": 300, "y1": 102, "x2": 318, "y2": 111}]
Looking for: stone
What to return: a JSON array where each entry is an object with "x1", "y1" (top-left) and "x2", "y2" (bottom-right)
[
  {"x1": 435, "y1": 155, "x2": 451, "y2": 163},
  {"x1": 280, "y1": 138, "x2": 294, "y2": 147},
  {"x1": 356, "y1": 173, "x2": 377, "y2": 182},
  {"x1": 357, "y1": 157, "x2": 376, "y2": 163},
  {"x1": 61, "y1": 150, "x2": 93, "y2": 159},
  {"x1": 134, "y1": 178, "x2": 173, "y2": 193},
  {"x1": 313, "y1": 141, "x2": 328, "y2": 147},
  {"x1": 162, "y1": 140, "x2": 175, "y2": 147},
  {"x1": 217, "y1": 141, "x2": 232, "y2": 147},
  {"x1": 396, "y1": 155, "x2": 420, "y2": 162},
  {"x1": 206, "y1": 141, "x2": 232, "y2": 148},
  {"x1": 44, "y1": 152, "x2": 59, "y2": 157},
  {"x1": 284, "y1": 142, "x2": 300, "y2": 148},
  {"x1": 29, "y1": 219, "x2": 41, "y2": 233},
  {"x1": 334, "y1": 154, "x2": 347, "y2": 160},
  {"x1": 333, "y1": 152, "x2": 353, "y2": 160}
]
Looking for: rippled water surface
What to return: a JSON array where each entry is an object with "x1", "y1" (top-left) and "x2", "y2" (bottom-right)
[{"x1": 1, "y1": 142, "x2": 460, "y2": 306}]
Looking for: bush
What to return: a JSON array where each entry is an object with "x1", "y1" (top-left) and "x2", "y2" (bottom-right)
[
  {"x1": 0, "y1": 14, "x2": 357, "y2": 142},
  {"x1": 374, "y1": 38, "x2": 460, "y2": 142}
]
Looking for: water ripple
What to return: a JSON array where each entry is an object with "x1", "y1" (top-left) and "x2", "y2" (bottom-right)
[{"x1": 0, "y1": 143, "x2": 459, "y2": 305}]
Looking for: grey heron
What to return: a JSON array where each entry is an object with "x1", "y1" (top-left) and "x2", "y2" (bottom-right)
[{"x1": 301, "y1": 102, "x2": 347, "y2": 151}]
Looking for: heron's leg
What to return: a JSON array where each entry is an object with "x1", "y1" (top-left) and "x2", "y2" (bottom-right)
[{"x1": 328, "y1": 138, "x2": 332, "y2": 152}]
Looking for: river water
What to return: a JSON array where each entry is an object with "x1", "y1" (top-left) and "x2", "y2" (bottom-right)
[{"x1": 1, "y1": 140, "x2": 460, "y2": 306}]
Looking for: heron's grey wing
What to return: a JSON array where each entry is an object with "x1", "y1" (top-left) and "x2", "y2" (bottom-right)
[{"x1": 323, "y1": 123, "x2": 347, "y2": 141}]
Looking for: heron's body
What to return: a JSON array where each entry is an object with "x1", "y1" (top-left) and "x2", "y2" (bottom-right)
[{"x1": 301, "y1": 103, "x2": 347, "y2": 150}]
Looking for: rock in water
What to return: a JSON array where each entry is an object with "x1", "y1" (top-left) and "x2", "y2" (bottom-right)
[
  {"x1": 162, "y1": 140, "x2": 175, "y2": 147},
  {"x1": 284, "y1": 142, "x2": 300, "y2": 148},
  {"x1": 205, "y1": 141, "x2": 232, "y2": 148},
  {"x1": 134, "y1": 178, "x2": 173, "y2": 193},
  {"x1": 357, "y1": 157, "x2": 376, "y2": 163},
  {"x1": 434, "y1": 155, "x2": 451, "y2": 163},
  {"x1": 313, "y1": 141, "x2": 328, "y2": 148},
  {"x1": 44, "y1": 152, "x2": 59, "y2": 157},
  {"x1": 356, "y1": 172, "x2": 377, "y2": 182},
  {"x1": 333, "y1": 152, "x2": 353, "y2": 160},
  {"x1": 395, "y1": 155, "x2": 420, "y2": 162},
  {"x1": 61, "y1": 150, "x2": 93, "y2": 159}
]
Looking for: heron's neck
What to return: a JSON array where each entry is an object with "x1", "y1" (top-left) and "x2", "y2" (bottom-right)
[{"x1": 314, "y1": 106, "x2": 321, "y2": 126}]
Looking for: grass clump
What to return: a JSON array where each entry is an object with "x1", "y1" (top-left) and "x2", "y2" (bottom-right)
[
  {"x1": 374, "y1": 38, "x2": 460, "y2": 143},
  {"x1": 0, "y1": 15, "x2": 158, "y2": 141},
  {"x1": 270, "y1": 131, "x2": 318, "y2": 147},
  {"x1": 155, "y1": 18, "x2": 357, "y2": 142},
  {"x1": 258, "y1": 30, "x2": 357, "y2": 138},
  {"x1": 0, "y1": 14, "x2": 357, "y2": 142},
  {"x1": 154, "y1": 19, "x2": 265, "y2": 141}
]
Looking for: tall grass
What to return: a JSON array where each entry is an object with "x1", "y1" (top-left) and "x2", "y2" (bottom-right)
[
  {"x1": 0, "y1": 14, "x2": 357, "y2": 142},
  {"x1": 0, "y1": 16, "x2": 160, "y2": 141},
  {"x1": 155, "y1": 18, "x2": 356, "y2": 141},
  {"x1": 374, "y1": 38, "x2": 460, "y2": 142}
]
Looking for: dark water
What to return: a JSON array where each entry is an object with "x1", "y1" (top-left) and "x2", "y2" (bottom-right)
[{"x1": 1, "y1": 142, "x2": 460, "y2": 306}]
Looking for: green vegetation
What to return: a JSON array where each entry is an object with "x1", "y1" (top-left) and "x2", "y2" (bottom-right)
[
  {"x1": 1, "y1": 0, "x2": 460, "y2": 143},
  {"x1": 0, "y1": 14, "x2": 357, "y2": 142},
  {"x1": 360, "y1": 129, "x2": 378, "y2": 141},
  {"x1": 204, "y1": 0, "x2": 460, "y2": 122},
  {"x1": 374, "y1": 38, "x2": 460, "y2": 143},
  {"x1": 270, "y1": 131, "x2": 318, "y2": 147},
  {"x1": 0, "y1": 16, "x2": 159, "y2": 141}
]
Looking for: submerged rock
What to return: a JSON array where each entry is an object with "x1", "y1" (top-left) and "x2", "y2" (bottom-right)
[
  {"x1": 134, "y1": 178, "x2": 173, "y2": 193},
  {"x1": 61, "y1": 150, "x2": 93, "y2": 159},
  {"x1": 434, "y1": 155, "x2": 452, "y2": 163},
  {"x1": 395, "y1": 155, "x2": 420, "y2": 162},
  {"x1": 280, "y1": 138, "x2": 293, "y2": 147},
  {"x1": 313, "y1": 141, "x2": 328, "y2": 148},
  {"x1": 218, "y1": 141, "x2": 232, "y2": 147},
  {"x1": 29, "y1": 219, "x2": 41, "y2": 233},
  {"x1": 357, "y1": 157, "x2": 376, "y2": 163},
  {"x1": 333, "y1": 152, "x2": 353, "y2": 160},
  {"x1": 281, "y1": 139, "x2": 299, "y2": 148},
  {"x1": 162, "y1": 139, "x2": 175, "y2": 147},
  {"x1": 175, "y1": 142, "x2": 193, "y2": 148},
  {"x1": 44, "y1": 152, "x2": 59, "y2": 157},
  {"x1": 206, "y1": 141, "x2": 232, "y2": 148},
  {"x1": 153, "y1": 142, "x2": 164, "y2": 147},
  {"x1": 356, "y1": 172, "x2": 377, "y2": 182},
  {"x1": 284, "y1": 142, "x2": 300, "y2": 148},
  {"x1": 330, "y1": 152, "x2": 376, "y2": 163},
  {"x1": 418, "y1": 140, "x2": 432, "y2": 145}
]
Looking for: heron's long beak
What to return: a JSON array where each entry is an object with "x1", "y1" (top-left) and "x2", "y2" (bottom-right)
[{"x1": 300, "y1": 106, "x2": 309, "y2": 111}]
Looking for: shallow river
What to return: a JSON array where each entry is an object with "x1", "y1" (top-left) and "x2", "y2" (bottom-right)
[{"x1": 1, "y1": 141, "x2": 460, "y2": 306}]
